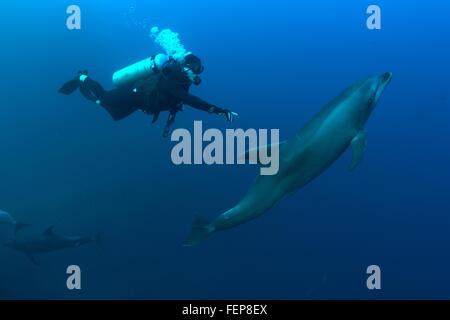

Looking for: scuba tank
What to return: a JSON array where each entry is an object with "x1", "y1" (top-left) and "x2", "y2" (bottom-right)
[
  {"x1": 111, "y1": 53, "x2": 183, "y2": 138},
  {"x1": 112, "y1": 53, "x2": 169, "y2": 87}
]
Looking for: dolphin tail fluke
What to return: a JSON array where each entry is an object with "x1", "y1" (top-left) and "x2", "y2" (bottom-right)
[{"x1": 183, "y1": 216, "x2": 211, "y2": 247}]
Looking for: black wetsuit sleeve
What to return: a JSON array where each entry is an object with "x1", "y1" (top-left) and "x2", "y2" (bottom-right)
[
  {"x1": 163, "y1": 80, "x2": 216, "y2": 112},
  {"x1": 171, "y1": 87, "x2": 215, "y2": 111}
]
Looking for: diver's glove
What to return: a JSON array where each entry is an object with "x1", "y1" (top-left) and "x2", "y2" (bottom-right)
[{"x1": 210, "y1": 107, "x2": 239, "y2": 123}]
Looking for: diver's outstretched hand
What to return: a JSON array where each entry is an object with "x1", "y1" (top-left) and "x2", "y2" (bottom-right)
[
  {"x1": 223, "y1": 109, "x2": 239, "y2": 122},
  {"x1": 212, "y1": 107, "x2": 238, "y2": 123}
]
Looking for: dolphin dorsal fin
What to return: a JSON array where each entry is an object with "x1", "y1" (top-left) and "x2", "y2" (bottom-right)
[{"x1": 43, "y1": 226, "x2": 55, "y2": 236}]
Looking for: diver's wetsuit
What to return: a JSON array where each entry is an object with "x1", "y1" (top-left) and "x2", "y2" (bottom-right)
[{"x1": 79, "y1": 64, "x2": 217, "y2": 122}]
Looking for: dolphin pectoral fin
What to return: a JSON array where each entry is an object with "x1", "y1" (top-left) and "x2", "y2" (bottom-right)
[
  {"x1": 349, "y1": 131, "x2": 367, "y2": 171},
  {"x1": 239, "y1": 141, "x2": 287, "y2": 165},
  {"x1": 26, "y1": 254, "x2": 39, "y2": 266}
]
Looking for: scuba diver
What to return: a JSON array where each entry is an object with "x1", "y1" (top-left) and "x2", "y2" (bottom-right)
[{"x1": 58, "y1": 52, "x2": 238, "y2": 137}]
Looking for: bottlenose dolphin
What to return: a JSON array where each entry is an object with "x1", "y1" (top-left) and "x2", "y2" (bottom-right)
[
  {"x1": 184, "y1": 72, "x2": 393, "y2": 246},
  {"x1": 3, "y1": 226, "x2": 102, "y2": 265},
  {"x1": 0, "y1": 210, "x2": 28, "y2": 234}
]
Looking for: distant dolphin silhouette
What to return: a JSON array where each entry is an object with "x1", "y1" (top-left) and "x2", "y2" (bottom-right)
[
  {"x1": 3, "y1": 226, "x2": 102, "y2": 265},
  {"x1": 0, "y1": 210, "x2": 28, "y2": 235},
  {"x1": 184, "y1": 72, "x2": 393, "y2": 246}
]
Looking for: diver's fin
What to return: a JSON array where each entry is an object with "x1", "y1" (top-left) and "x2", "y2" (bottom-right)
[
  {"x1": 183, "y1": 216, "x2": 211, "y2": 247},
  {"x1": 349, "y1": 130, "x2": 367, "y2": 171},
  {"x1": 58, "y1": 71, "x2": 88, "y2": 95},
  {"x1": 79, "y1": 86, "x2": 98, "y2": 102},
  {"x1": 152, "y1": 111, "x2": 160, "y2": 124},
  {"x1": 26, "y1": 254, "x2": 39, "y2": 266},
  {"x1": 43, "y1": 226, "x2": 55, "y2": 237},
  {"x1": 58, "y1": 78, "x2": 81, "y2": 95},
  {"x1": 13, "y1": 222, "x2": 29, "y2": 235},
  {"x1": 238, "y1": 141, "x2": 287, "y2": 165}
]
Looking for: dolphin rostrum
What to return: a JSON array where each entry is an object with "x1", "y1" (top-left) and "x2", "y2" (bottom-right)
[
  {"x1": 3, "y1": 226, "x2": 102, "y2": 265},
  {"x1": 184, "y1": 72, "x2": 393, "y2": 246},
  {"x1": 0, "y1": 210, "x2": 28, "y2": 235}
]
